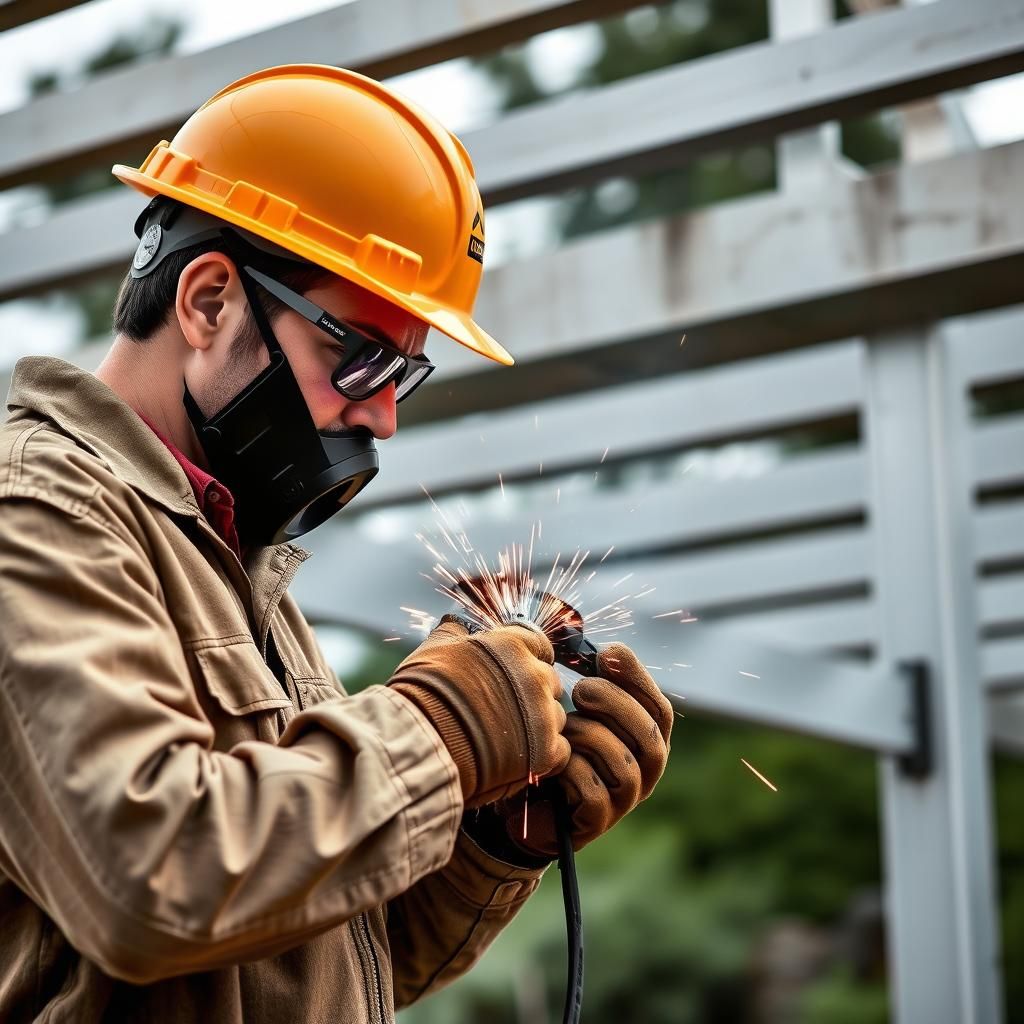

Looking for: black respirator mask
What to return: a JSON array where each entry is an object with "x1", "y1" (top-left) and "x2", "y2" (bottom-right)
[{"x1": 130, "y1": 199, "x2": 383, "y2": 547}]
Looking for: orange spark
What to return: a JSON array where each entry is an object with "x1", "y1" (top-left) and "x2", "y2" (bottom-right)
[{"x1": 741, "y1": 758, "x2": 778, "y2": 792}]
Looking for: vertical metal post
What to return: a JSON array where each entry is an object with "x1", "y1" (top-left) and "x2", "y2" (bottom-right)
[
  {"x1": 768, "y1": 0, "x2": 842, "y2": 191},
  {"x1": 864, "y1": 327, "x2": 1002, "y2": 1023}
]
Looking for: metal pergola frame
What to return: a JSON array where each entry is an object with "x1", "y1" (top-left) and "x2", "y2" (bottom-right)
[{"x1": 2, "y1": 1, "x2": 1022, "y2": 1019}]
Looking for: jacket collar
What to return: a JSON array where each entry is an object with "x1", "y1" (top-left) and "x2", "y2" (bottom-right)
[
  {"x1": 7, "y1": 357, "x2": 313, "y2": 580},
  {"x1": 7, "y1": 356, "x2": 201, "y2": 520}
]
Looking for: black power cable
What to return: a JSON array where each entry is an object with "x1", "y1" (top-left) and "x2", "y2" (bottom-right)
[
  {"x1": 549, "y1": 785, "x2": 584, "y2": 1024},
  {"x1": 445, "y1": 593, "x2": 599, "y2": 1024}
]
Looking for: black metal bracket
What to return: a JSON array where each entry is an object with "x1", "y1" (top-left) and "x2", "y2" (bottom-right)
[{"x1": 898, "y1": 659, "x2": 933, "y2": 780}]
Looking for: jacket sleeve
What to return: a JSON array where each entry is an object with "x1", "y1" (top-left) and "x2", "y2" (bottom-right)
[
  {"x1": 387, "y1": 807, "x2": 549, "y2": 1009},
  {"x1": 0, "y1": 493, "x2": 462, "y2": 984}
]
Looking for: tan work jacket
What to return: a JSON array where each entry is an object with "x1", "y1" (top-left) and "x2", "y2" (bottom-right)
[{"x1": 0, "y1": 358, "x2": 545, "y2": 1023}]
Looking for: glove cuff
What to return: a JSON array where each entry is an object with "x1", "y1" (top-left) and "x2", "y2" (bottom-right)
[{"x1": 391, "y1": 683, "x2": 478, "y2": 800}]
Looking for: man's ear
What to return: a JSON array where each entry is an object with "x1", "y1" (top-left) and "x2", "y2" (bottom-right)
[{"x1": 175, "y1": 252, "x2": 247, "y2": 353}]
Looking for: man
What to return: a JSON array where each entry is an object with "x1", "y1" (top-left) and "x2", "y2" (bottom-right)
[{"x1": 0, "y1": 65, "x2": 672, "y2": 1022}]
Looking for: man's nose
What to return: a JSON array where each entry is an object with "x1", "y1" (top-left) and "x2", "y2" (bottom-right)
[{"x1": 341, "y1": 382, "x2": 397, "y2": 439}]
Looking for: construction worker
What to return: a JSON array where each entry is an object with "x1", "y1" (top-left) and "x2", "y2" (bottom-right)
[{"x1": 0, "y1": 65, "x2": 672, "y2": 1022}]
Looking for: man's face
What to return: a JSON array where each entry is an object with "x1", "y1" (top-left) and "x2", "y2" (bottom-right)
[
  {"x1": 203, "y1": 269, "x2": 430, "y2": 441},
  {"x1": 268, "y1": 276, "x2": 429, "y2": 441}
]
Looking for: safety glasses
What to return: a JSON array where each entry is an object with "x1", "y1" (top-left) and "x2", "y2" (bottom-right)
[{"x1": 243, "y1": 265, "x2": 435, "y2": 403}]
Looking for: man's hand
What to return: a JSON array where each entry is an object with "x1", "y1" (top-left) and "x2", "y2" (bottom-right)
[
  {"x1": 500, "y1": 643, "x2": 673, "y2": 856},
  {"x1": 389, "y1": 617, "x2": 572, "y2": 808}
]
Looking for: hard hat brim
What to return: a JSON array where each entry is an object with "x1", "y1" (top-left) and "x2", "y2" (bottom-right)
[{"x1": 113, "y1": 164, "x2": 515, "y2": 368}]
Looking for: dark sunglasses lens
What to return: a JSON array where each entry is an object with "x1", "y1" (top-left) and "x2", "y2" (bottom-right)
[
  {"x1": 395, "y1": 363, "x2": 432, "y2": 402},
  {"x1": 333, "y1": 344, "x2": 406, "y2": 399}
]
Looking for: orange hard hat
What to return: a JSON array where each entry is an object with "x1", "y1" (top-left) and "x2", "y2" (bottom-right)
[{"x1": 112, "y1": 64, "x2": 511, "y2": 366}]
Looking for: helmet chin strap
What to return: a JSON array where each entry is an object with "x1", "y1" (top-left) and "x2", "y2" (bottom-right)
[{"x1": 182, "y1": 235, "x2": 378, "y2": 548}]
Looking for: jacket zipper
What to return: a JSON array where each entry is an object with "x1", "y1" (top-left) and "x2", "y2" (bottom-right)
[
  {"x1": 257, "y1": 564, "x2": 385, "y2": 1018},
  {"x1": 353, "y1": 911, "x2": 387, "y2": 1023}
]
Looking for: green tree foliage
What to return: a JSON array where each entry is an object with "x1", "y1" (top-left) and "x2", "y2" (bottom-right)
[
  {"x1": 398, "y1": 713, "x2": 887, "y2": 1024},
  {"x1": 995, "y1": 753, "x2": 1024, "y2": 1019}
]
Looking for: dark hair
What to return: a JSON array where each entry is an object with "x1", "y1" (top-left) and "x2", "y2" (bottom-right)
[{"x1": 112, "y1": 236, "x2": 332, "y2": 356}]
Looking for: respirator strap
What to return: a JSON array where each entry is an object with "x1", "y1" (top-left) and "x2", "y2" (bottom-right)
[
  {"x1": 180, "y1": 235, "x2": 288, "y2": 430},
  {"x1": 222, "y1": 233, "x2": 285, "y2": 360}
]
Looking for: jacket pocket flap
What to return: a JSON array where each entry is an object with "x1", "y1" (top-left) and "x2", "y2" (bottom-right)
[{"x1": 193, "y1": 640, "x2": 292, "y2": 715}]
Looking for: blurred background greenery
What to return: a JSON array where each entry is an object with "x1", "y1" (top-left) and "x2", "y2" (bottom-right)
[{"x1": 9, "y1": 0, "x2": 1021, "y2": 1019}]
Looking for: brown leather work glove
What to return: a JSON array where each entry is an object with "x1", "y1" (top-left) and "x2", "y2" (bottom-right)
[
  {"x1": 497, "y1": 642, "x2": 673, "y2": 856},
  {"x1": 389, "y1": 616, "x2": 571, "y2": 808}
]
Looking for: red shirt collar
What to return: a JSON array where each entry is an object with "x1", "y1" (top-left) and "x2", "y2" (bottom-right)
[{"x1": 140, "y1": 415, "x2": 241, "y2": 557}]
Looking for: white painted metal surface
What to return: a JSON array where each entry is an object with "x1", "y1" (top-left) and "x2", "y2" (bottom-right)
[
  {"x1": 865, "y1": 327, "x2": 1001, "y2": 1023},
  {"x1": 0, "y1": 0, "x2": 647, "y2": 188},
  {"x1": 2, "y1": 0, "x2": 1022, "y2": 1017}
]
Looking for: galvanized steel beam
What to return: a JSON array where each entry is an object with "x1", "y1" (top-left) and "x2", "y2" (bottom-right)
[
  {"x1": 367, "y1": 341, "x2": 863, "y2": 505},
  {"x1": 865, "y1": 325, "x2": 1002, "y2": 1022},
  {"x1": 638, "y1": 624, "x2": 916, "y2": 755},
  {"x1": 465, "y1": 0, "x2": 1024, "y2": 203},
  {"x1": 5, "y1": 141, "x2": 1022, "y2": 427}
]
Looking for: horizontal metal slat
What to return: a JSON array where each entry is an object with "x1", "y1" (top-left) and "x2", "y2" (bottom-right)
[
  {"x1": 7, "y1": 140, "x2": 1021, "y2": 426},
  {"x1": 295, "y1": 523, "x2": 872, "y2": 633},
  {"x1": 974, "y1": 501, "x2": 1024, "y2": 564},
  {"x1": 466, "y1": 0, "x2": 1024, "y2": 204},
  {"x1": 0, "y1": 0, "x2": 644, "y2": 189},
  {"x1": 982, "y1": 637, "x2": 1024, "y2": 692},
  {"x1": 647, "y1": 624, "x2": 913, "y2": 755},
  {"x1": 5, "y1": 0, "x2": 1024, "y2": 199},
  {"x1": 978, "y1": 575, "x2": 1024, "y2": 630},
  {"x1": 946, "y1": 304, "x2": 1024, "y2": 386},
  {"x1": 710, "y1": 599, "x2": 876, "y2": 652},
  {"x1": 354, "y1": 449, "x2": 867, "y2": 578},
  {"x1": 973, "y1": 415, "x2": 1024, "y2": 490},
  {"x1": 369, "y1": 341, "x2": 863, "y2": 504}
]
